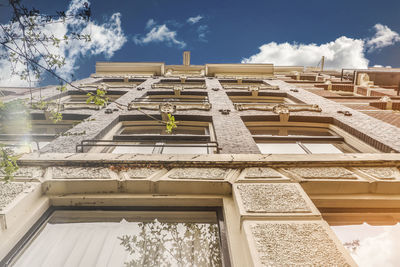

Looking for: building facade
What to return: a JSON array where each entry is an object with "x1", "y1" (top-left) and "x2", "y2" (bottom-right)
[{"x1": 1, "y1": 53, "x2": 400, "y2": 266}]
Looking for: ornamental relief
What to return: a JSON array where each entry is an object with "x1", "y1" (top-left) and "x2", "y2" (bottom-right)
[
  {"x1": 284, "y1": 167, "x2": 358, "y2": 180},
  {"x1": 249, "y1": 222, "x2": 351, "y2": 266},
  {"x1": 128, "y1": 102, "x2": 211, "y2": 112},
  {"x1": 236, "y1": 184, "x2": 311, "y2": 213},
  {"x1": 356, "y1": 167, "x2": 400, "y2": 180},
  {"x1": 51, "y1": 167, "x2": 113, "y2": 179},
  {"x1": 120, "y1": 168, "x2": 162, "y2": 179},
  {"x1": 0, "y1": 182, "x2": 37, "y2": 210},
  {"x1": 0, "y1": 167, "x2": 44, "y2": 180},
  {"x1": 244, "y1": 167, "x2": 283, "y2": 179},
  {"x1": 168, "y1": 168, "x2": 230, "y2": 180}
]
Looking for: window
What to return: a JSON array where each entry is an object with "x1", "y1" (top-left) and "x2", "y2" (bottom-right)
[
  {"x1": 323, "y1": 210, "x2": 400, "y2": 266},
  {"x1": 227, "y1": 92, "x2": 295, "y2": 104},
  {"x1": 219, "y1": 79, "x2": 278, "y2": 91},
  {"x1": 3, "y1": 207, "x2": 228, "y2": 267},
  {"x1": 0, "y1": 113, "x2": 89, "y2": 153},
  {"x1": 80, "y1": 116, "x2": 218, "y2": 154},
  {"x1": 243, "y1": 120, "x2": 379, "y2": 154},
  {"x1": 79, "y1": 78, "x2": 146, "y2": 88},
  {"x1": 46, "y1": 90, "x2": 127, "y2": 110}
]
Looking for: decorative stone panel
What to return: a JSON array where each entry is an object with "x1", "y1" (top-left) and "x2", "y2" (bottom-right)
[
  {"x1": 244, "y1": 167, "x2": 282, "y2": 179},
  {"x1": 245, "y1": 221, "x2": 352, "y2": 266},
  {"x1": 234, "y1": 184, "x2": 313, "y2": 214},
  {"x1": 0, "y1": 167, "x2": 44, "y2": 180},
  {"x1": 357, "y1": 167, "x2": 400, "y2": 180},
  {"x1": 0, "y1": 182, "x2": 35, "y2": 211},
  {"x1": 284, "y1": 167, "x2": 357, "y2": 180},
  {"x1": 51, "y1": 167, "x2": 113, "y2": 179},
  {"x1": 120, "y1": 168, "x2": 162, "y2": 179},
  {"x1": 168, "y1": 168, "x2": 230, "y2": 180}
]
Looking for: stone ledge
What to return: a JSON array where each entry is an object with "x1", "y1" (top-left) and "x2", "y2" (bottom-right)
[{"x1": 19, "y1": 153, "x2": 400, "y2": 168}]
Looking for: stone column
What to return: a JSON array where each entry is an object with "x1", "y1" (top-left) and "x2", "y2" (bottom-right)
[{"x1": 232, "y1": 167, "x2": 356, "y2": 266}]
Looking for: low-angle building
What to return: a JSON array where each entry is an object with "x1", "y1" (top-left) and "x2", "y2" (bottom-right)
[{"x1": 2, "y1": 52, "x2": 400, "y2": 266}]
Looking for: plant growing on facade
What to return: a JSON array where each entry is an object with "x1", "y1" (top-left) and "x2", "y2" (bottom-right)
[
  {"x1": 118, "y1": 219, "x2": 222, "y2": 267},
  {"x1": 0, "y1": 0, "x2": 179, "y2": 181}
]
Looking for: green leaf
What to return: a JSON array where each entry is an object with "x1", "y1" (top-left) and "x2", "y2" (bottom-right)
[
  {"x1": 165, "y1": 114, "x2": 177, "y2": 134},
  {"x1": 0, "y1": 145, "x2": 19, "y2": 182}
]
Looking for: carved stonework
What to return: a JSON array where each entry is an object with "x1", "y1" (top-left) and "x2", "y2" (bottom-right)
[
  {"x1": 380, "y1": 96, "x2": 392, "y2": 102},
  {"x1": 244, "y1": 167, "x2": 282, "y2": 179},
  {"x1": 234, "y1": 103, "x2": 321, "y2": 123},
  {"x1": 168, "y1": 168, "x2": 230, "y2": 180},
  {"x1": 151, "y1": 83, "x2": 206, "y2": 89},
  {"x1": 128, "y1": 102, "x2": 212, "y2": 113},
  {"x1": 121, "y1": 168, "x2": 161, "y2": 179},
  {"x1": 357, "y1": 167, "x2": 400, "y2": 180},
  {"x1": 234, "y1": 103, "x2": 321, "y2": 113},
  {"x1": 51, "y1": 167, "x2": 112, "y2": 179},
  {"x1": 80, "y1": 82, "x2": 136, "y2": 89},
  {"x1": 0, "y1": 167, "x2": 44, "y2": 179},
  {"x1": 272, "y1": 104, "x2": 290, "y2": 122},
  {"x1": 285, "y1": 167, "x2": 357, "y2": 179},
  {"x1": 159, "y1": 102, "x2": 177, "y2": 114},
  {"x1": 249, "y1": 222, "x2": 350, "y2": 266},
  {"x1": 0, "y1": 182, "x2": 35, "y2": 210},
  {"x1": 222, "y1": 84, "x2": 279, "y2": 90},
  {"x1": 236, "y1": 184, "x2": 311, "y2": 213}
]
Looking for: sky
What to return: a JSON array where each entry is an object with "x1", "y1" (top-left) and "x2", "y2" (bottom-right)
[{"x1": 1, "y1": 0, "x2": 400, "y2": 86}]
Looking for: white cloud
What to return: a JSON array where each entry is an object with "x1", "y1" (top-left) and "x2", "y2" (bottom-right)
[
  {"x1": 366, "y1": 24, "x2": 400, "y2": 51},
  {"x1": 187, "y1": 15, "x2": 203, "y2": 24},
  {"x1": 350, "y1": 224, "x2": 400, "y2": 267},
  {"x1": 373, "y1": 64, "x2": 392, "y2": 68},
  {"x1": 0, "y1": 0, "x2": 127, "y2": 87},
  {"x1": 197, "y1": 25, "x2": 208, "y2": 42},
  {"x1": 242, "y1": 24, "x2": 399, "y2": 69},
  {"x1": 242, "y1": 37, "x2": 368, "y2": 69},
  {"x1": 146, "y1": 19, "x2": 156, "y2": 29},
  {"x1": 133, "y1": 24, "x2": 186, "y2": 48}
]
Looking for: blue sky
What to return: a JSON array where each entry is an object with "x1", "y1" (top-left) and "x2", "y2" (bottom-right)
[{"x1": 1, "y1": 0, "x2": 400, "y2": 85}]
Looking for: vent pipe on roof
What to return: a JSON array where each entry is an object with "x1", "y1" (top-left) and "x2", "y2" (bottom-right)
[
  {"x1": 183, "y1": 51, "x2": 190, "y2": 66},
  {"x1": 321, "y1": 56, "x2": 325, "y2": 71}
]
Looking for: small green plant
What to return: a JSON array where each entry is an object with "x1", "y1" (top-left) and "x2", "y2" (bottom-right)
[
  {"x1": 86, "y1": 88, "x2": 108, "y2": 107},
  {"x1": 57, "y1": 84, "x2": 67, "y2": 92},
  {"x1": 49, "y1": 110, "x2": 63, "y2": 123},
  {"x1": 165, "y1": 114, "x2": 177, "y2": 134},
  {"x1": 31, "y1": 99, "x2": 55, "y2": 110},
  {"x1": 0, "y1": 145, "x2": 19, "y2": 182}
]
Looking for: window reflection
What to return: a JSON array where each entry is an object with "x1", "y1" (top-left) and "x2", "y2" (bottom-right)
[
  {"x1": 331, "y1": 223, "x2": 400, "y2": 267},
  {"x1": 11, "y1": 210, "x2": 223, "y2": 267}
]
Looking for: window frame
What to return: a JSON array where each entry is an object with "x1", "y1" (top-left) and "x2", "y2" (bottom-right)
[
  {"x1": 244, "y1": 121, "x2": 379, "y2": 154},
  {"x1": 81, "y1": 116, "x2": 219, "y2": 154},
  {"x1": 1, "y1": 206, "x2": 231, "y2": 267}
]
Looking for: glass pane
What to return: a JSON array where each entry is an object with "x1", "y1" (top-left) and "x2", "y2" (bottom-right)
[
  {"x1": 331, "y1": 223, "x2": 400, "y2": 266},
  {"x1": 11, "y1": 210, "x2": 222, "y2": 267},
  {"x1": 257, "y1": 143, "x2": 307, "y2": 154},
  {"x1": 162, "y1": 145, "x2": 209, "y2": 154},
  {"x1": 112, "y1": 146, "x2": 155, "y2": 154},
  {"x1": 248, "y1": 126, "x2": 333, "y2": 136},
  {"x1": 303, "y1": 143, "x2": 343, "y2": 154},
  {"x1": 120, "y1": 125, "x2": 207, "y2": 135}
]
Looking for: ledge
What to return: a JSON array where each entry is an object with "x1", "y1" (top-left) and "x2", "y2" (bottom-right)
[{"x1": 19, "y1": 153, "x2": 400, "y2": 168}]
